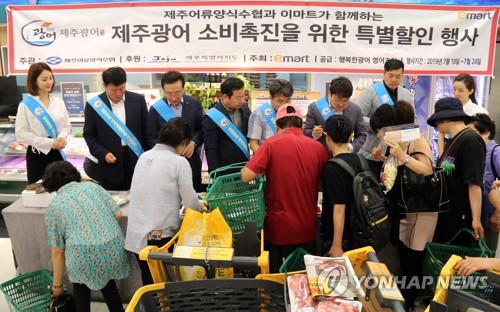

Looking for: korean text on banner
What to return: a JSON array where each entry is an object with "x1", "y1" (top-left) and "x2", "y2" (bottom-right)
[{"x1": 6, "y1": 2, "x2": 499, "y2": 75}]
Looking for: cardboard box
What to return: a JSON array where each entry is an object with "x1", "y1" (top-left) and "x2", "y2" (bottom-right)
[{"x1": 22, "y1": 190, "x2": 56, "y2": 208}]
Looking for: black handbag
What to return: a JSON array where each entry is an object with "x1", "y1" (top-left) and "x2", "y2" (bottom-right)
[
  {"x1": 49, "y1": 293, "x2": 76, "y2": 312},
  {"x1": 398, "y1": 152, "x2": 450, "y2": 214}
]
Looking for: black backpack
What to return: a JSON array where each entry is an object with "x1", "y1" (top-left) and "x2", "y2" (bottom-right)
[{"x1": 329, "y1": 154, "x2": 391, "y2": 252}]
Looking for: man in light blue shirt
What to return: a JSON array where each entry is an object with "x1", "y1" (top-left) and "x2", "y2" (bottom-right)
[{"x1": 247, "y1": 79, "x2": 294, "y2": 153}]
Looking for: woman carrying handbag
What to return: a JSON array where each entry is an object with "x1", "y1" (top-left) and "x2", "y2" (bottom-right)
[
  {"x1": 371, "y1": 101, "x2": 441, "y2": 311},
  {"x1": 427, "y1": 97, "x2": 486, "y2": 245}
]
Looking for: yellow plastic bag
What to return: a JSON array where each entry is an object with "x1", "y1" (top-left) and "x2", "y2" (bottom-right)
[{"x1": 177, "y1": 207, "x2": 233, "y2": 280}]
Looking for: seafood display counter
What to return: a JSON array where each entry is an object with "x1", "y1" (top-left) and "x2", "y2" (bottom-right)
[{"x1": 0, "y1": 120, "x2": 86, "y2": 203}]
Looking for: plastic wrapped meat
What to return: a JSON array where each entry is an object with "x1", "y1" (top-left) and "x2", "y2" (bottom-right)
[
  {"x1": 316, "y1": 299, "x2": 360, "y2": 312},
  {"x1": 288, "y1": 274, "x2": 315, "y2": 312},
  {"x1": 304, "y1": 255, "x2": 364, "y2": 299}
]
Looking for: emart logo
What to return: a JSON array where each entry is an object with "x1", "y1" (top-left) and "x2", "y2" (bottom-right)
[{"x1": 458, "y1": 11, "x2": 493, "y2": 20}]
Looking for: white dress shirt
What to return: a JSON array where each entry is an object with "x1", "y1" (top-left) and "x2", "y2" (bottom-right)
[
  {"x1": 15, "y1": 95, "x2": 71, "y2": 154},
  {"x1": 108, "y1": 95, "x2": 126, "y2": 146}
]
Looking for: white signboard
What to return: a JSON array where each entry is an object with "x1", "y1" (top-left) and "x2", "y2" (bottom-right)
[{"x1": 6, "y1": 2, "x2": 498, "y2": 75}]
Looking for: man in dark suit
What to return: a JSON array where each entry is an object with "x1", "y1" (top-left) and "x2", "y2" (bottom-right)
[
  {"x1": 147, "y1": 71, "x2": 204, "y2": 191},
  {"x1": 84, "y1": 66, "x2": 149, "y2": 191},
  {"x1": 202, "y1": 77, "x2": 251, "y2": 173},
  {"x1": 304, "y1": 76, "x2": 367, "y2": 155}
]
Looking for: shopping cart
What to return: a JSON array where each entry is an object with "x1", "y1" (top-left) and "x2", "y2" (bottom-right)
[
  {"x1": 204, "y1": 162, "x2": 265, "y2": 234},
  {"x1": 129, "y1": 230, "x2": 282, "y2": 312},
  {"x1": 140, "y1": 221, "x2": 269, "y2": 283},
  {"x1": 255, "y1": 246, "x2": 406, "y2": 312},
  {"x1": 126, "y1": 276, "x2": 286, "y2": 311},
  {"x1": 426, "y1": 255, "x2": 500, "y2": 312},
  {"x1": 129, "y1": 246, "x2": 406, "y2": 312}
]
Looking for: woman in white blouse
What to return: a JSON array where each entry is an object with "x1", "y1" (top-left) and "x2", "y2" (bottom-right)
[
  {"x1": 126, "y1": 117, "x2": 202, "y2": 286},
  {"x1": 438, "y1": 73, "x2": 489, "y2": 156},
  {"x1": 453, "y1": 73, "x2": 488, "y2": 116},
  {"x1": 15, "y1": 62, "x2": 71, "y2": 183}
]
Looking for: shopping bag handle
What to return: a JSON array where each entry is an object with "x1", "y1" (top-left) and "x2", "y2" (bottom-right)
[{"x1": 446, "y1": 228, "x2": 493, "y2": 256}]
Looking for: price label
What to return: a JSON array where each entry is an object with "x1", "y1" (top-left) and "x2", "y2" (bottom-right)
[
  {"x1": 400, "y1": 125, "x2": 421, "y2": 142},
  {"x1": 172, "y1": 245, "x2": 233, "y2": 261},
  {"x1": 366, "y1": 261, "x2": 404, "y2": 301},
  {"x1": 383, "y1": 124, "x2": 421, "y2": 143}
]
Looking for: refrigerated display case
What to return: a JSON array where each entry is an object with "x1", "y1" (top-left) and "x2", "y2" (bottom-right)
[{"x1": 0, "y1": 118, "x2": 87, "y2": 203}]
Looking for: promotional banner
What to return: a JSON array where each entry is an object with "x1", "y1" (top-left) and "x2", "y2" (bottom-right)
[{"x1": 7, "y1": 1, "x2": 498, "y2": 75}]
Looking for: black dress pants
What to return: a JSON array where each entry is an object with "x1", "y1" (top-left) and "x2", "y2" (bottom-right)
[
  {"x1": 187, "y1": 151, "x2": 202, "y2": 192},
  {"x1": 102, "y1": 147, "x2": 133, "y2": 191},
  {"x1": 26, "y1": 147, "x2": 64, "y2": 184},
  {"x1": 73, "y1": 280, "x2": 124, "y2": 312},
  {"x1": 134, "y1": 236, "x2": 173, "y2": 286},
  {"x1": 83, "y1": 157, "x2": 102, "y2": 184}
]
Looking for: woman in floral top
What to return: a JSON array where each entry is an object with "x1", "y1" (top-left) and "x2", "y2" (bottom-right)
[{"x1": 43, "y1": 161, "x2": 134, "y2": 312}]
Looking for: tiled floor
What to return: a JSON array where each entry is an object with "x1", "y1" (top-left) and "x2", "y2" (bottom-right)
[{"x1": 0, "y1": 238, "x2": 118, "y2": 311}]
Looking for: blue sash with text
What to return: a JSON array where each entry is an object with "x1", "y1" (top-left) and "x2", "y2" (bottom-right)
[
  {"x1": 315, "y1": 97, "x2": 334, "y2": 121},
  {"x1": 23, "y1": 96, "x2": 66, "y2": 160},
  {"x1": 373, "y1": 82, "x2": 394, "y2": 106},
  {"x1": 206, "y1": 108, "x2": 249, "y2": 159},
  {"x1": 152, "y1": 98, "x2": 176, "y2": 122},
  {"x1": 258, "y1": 102, "x2": 277, "y2": 135},
  {"x1": 87, "y1": 96, "x2": 143, "y2": 157}
]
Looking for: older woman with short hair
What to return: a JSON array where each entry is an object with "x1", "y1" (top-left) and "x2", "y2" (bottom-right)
[
  {"x1": 43, "y1": 161, "x2": 134, "y2": 312},
  {"x1": 126, "y1": 117, "x2": 202, "y2": 286}
]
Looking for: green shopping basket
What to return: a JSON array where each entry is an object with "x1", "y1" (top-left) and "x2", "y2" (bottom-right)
[
  {"x1": 205, "y1": 162, "x2": 265, "y2": 233},
  {"x1": 423, "y1": 228, "x2": 494, "y2": 293},
  {"x1": 0, "y1": 269, "x2": 53, "y2": 312},
  {"x1": 279, "y1": 247, "x2": 310, "y2": 273}
]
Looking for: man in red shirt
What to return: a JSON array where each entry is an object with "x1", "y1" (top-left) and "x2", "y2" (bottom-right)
[{"x1": 241, "y1": 103, "x2": 329, "y2": 273}]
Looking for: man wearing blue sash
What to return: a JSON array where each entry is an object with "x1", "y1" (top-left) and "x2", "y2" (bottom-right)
[
  {"x1": 304, "y1": 76, "x2": 367, "y2": 156},
  {"x1": 202, "y1": 77, "x2": 251, "y2": 173},
  {"x1": 357, "y1": 59, "x2": 414, "y2": 177},
  {"x1": 147, "y1": 71, "x2": 204, "y2": 191},
  {"x1": 84, "y1": 67, "x2": 149, "y2": 191},
  {"x1": 248, "y1": 79, "x2": 294, "y2": 153}
]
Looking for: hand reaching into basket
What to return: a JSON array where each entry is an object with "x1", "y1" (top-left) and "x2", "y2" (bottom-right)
[{"x1": 456, "y1": 256, "x2": 500, "y2": 276}]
